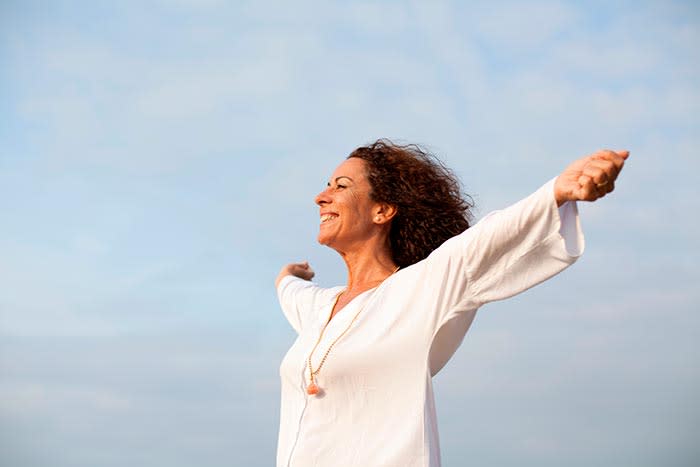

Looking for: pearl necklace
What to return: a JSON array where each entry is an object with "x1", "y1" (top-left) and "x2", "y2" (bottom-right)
[{"x1": 306, "y1": 267, "x2": 399, "y2": 396}]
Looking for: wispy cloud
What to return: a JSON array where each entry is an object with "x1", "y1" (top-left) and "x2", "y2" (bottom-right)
[{"x1": 1, "y1": 1, "x2": 698, "y2": 466}]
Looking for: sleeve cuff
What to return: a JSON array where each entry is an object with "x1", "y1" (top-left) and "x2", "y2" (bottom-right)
[{"x1": 545, "y1": 178, "x2": 584, "y2": 258}]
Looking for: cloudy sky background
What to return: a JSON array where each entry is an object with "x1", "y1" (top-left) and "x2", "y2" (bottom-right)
[{"x1": 1, "y1": 0, "x2": 698, "y2": 466}]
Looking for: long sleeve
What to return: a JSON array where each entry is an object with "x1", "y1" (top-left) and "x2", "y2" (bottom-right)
[
  {"x1": 276, "y1": 275, "x2": 342, "y2": 333},
  {"x1": 411, "y1": 178, "x2": 584, "y2": 330},
  {"x1": 460, "y1": 177, "x2": 584, "y2": 305}
]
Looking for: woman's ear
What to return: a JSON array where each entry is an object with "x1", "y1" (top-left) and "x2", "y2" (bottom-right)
[{"x1": 373, "y1": 203, "x2": 398, "y2": 224}]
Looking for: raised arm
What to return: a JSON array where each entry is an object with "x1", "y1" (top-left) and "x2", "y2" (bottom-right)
[
  {"x1": 417, "y1": 148, "x2": 630, "y2": 327},
  {"x1": 275, "y1": 261, "x2": 344, "y2": 333},
  {"x1": 465, "y1": 147, "x2": 630, "y2": 303},
  {"x1": 275, "y1": 261, "x2": 315, "y2": 288}
]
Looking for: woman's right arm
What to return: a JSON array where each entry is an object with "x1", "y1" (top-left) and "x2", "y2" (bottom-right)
[
  {"x1": 276, "y1": 261, "x2": 328, "y2": 334},
  {"x1": 275, "y1": 261, "x2": 315, "y2": 288}
]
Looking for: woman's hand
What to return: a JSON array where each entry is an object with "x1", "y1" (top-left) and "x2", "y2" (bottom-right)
[
  {"x1": 275, "y1": 261, "x2": 315, "y2": 287},
  {"x1": 554, "y1": 149, "x2": 629, "y2": 206}
]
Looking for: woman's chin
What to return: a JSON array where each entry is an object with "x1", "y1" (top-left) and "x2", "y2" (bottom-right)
[
  {"x1": 317, "y1": 234, "x2": 341, "y2": 251},
  {"x1": 317, "y1": 234, "x2": 331, "y2": 246}
]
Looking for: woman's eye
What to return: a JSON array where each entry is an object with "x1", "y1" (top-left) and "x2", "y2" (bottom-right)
[{"x1": 336, "y1": 184, "x2": 346, "y2": 189}]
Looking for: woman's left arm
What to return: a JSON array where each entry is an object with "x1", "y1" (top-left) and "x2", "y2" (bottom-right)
[
  {"x1": 421, "y1": 149, "x2": 629, "y2": 319},
  {"x1": 465, "y1": 148, "x2": 629, "y2": 304}
]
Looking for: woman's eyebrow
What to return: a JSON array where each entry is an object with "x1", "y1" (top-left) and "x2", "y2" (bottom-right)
[{"x1": 327, "y1": 176, "x2": 354, "y2": 185}]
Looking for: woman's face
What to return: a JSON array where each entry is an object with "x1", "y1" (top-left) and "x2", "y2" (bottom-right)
[{"x1": 314, "y1": 157, "x2": 382, "y2": 251}]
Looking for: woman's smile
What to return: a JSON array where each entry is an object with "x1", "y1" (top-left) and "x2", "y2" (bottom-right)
[{"x1": 320, "y1": 213, "x2": 338, "y2": 224}]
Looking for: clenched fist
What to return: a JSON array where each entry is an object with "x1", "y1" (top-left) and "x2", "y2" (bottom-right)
[
  {"x1": 554, "y1": 149, "x2": 629, "y2": 206},
  {"x1": 275, "y1": 261, "x2": 315, "y2": 287}
]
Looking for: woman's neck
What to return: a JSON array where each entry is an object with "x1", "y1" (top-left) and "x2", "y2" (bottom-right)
[{"x1": 341, "y1": 247, "x2": 397, "y2": 293}]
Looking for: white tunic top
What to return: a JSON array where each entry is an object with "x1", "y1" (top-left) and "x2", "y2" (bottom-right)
[{"x1": 276, "y1": 179, "x2": 584, "y2": 467}]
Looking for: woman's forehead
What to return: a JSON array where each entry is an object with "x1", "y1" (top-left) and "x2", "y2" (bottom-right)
[{"x1": 330, "y1": 157, "x2": 367, "y2": 181}]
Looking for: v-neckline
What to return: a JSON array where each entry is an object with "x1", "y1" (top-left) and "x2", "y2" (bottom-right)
[{"x1": 325, "y1": 286, "x2": 377, "y2": 324}]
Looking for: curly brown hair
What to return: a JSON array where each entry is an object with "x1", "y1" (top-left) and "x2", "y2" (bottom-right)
[{"x1": 348, "y1": 139, "x2": 474, "y2": 268}]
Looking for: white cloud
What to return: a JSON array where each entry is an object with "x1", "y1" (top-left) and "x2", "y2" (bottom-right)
[
  {"x1": 469, "y1": 0, "x2": 579, "y2": 50},
  {"x1": 341, "y1": 1, "x2": 413, "y2": 34}
]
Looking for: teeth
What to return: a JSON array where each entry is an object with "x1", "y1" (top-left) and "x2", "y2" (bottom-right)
[{"x1": 320, "y1": 214, "x2": 338, "y2": 223}]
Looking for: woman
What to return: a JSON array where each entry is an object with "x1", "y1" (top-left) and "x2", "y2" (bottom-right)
[{"x1": 275, "y1": 140, "x2": 628, "y2": 467}]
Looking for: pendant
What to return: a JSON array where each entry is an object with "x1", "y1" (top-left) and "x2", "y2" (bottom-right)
[{"x1": 307, "y1": 381, "x2": 320, "y2": 395}]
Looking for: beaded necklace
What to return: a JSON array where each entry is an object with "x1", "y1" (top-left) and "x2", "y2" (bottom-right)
[{"x1": 306, "y1": 267, "x2": 399, "y2": 396}]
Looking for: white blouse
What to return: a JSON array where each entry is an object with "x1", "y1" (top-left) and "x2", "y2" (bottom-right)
[{"x1": 276, "y1": 179, "x2": 584, "y2": 467}]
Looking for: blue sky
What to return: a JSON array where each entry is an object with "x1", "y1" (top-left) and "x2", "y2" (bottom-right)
[{"x1": 1, "y1": 1, "x2": 698, "y2": 466}]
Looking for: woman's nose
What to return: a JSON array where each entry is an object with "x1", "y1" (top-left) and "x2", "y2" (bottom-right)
[{"x1": 315, "y1": 188, "x2": 331, "y2": 206}]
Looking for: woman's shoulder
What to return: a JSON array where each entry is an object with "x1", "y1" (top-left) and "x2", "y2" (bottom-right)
[{"x1": 278, "y1": 275, "x2": 344, "y2": 301}]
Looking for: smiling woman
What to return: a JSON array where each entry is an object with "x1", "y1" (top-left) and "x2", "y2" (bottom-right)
[
  {"x1": 274, "y1": 139, "x2": 628, "y2": 467},
  {"x1": 315, "y1": 158, "x2": 387, "y2": 252}
]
